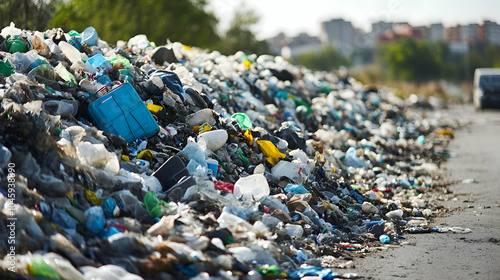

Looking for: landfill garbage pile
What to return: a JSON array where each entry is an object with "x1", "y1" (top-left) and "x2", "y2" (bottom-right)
[{"x1": 0, "y1": 23, "x2": 460, "y2": 280}]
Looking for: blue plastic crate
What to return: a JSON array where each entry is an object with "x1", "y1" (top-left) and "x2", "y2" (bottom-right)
[{"x1": 87, "y1": 83, "x2": 159, "y2": 143}]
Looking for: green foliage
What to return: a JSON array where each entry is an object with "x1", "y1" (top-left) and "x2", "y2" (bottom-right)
[
  {"x1": 216, "y1": 8, "x2": 269, "y2": 55},
  {"x1": 355, "y1": 36, "x2": 500, "y2": 85},
  {"x1": 49, "y1": 0, "x2": 221, "y2": 48},
  {"x1": 0, "y1": 0, "x2": 61, "y2": 31},
  {"x1": 295, "y1": 46, "x2": 350, "y2": 72},
  {"x1": 384, "y1": 37, "x2": 440, "y2": 83}
]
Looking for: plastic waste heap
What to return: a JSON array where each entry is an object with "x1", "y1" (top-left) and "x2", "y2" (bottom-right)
[{"x1": 0, "y1": 22, "x2": 462, "y2": 280}]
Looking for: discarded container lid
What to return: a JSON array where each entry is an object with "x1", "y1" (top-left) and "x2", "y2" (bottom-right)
[{"x1": 379, "y1": 234, "x2": 390, "y2": 243}]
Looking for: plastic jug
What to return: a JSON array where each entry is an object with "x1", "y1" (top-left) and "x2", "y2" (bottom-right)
[{"x1": 87, "y1": 83, "x2": 159, "y2": 143}]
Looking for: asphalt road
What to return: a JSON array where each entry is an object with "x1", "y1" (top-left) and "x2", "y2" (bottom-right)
[{"x1": 348, "y1": 105, "x2": 500, "y2": 280}]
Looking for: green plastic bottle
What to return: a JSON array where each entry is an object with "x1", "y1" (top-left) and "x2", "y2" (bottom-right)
[
  {"x1": 256, "y1": 264, "x2": 281, "y2": 276},
  {"x1": 29, "y1": 255, "x2": 61, "y2": 279}
]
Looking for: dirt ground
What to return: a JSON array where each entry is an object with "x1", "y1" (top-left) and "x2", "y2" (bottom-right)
[{"x1": 346, "y1": 105, "x2": 500, "y2": 280}]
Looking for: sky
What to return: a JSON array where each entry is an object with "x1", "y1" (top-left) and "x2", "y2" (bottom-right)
[{"x1": 208, "y1": 0, "x2": 500, "y2": 40}]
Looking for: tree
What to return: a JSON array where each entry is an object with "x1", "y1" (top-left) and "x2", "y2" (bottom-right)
[
  {"x1": 49, "y1": 0, "x2": 220, "y2": 48},
  {"x1": 296, "y1": 46, "x2": 350, "y2": 72},
  {"x1": 0, "y1": 0, "x2": 61, "y2": 31},
  {"x1": 216, "y1": 7, "x2": 269, "y2": 55},
  {"x1": 384, "y1": 37, "x2": 440, "y2": 83}
]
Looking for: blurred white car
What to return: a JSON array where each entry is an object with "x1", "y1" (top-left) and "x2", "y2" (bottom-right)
[{"x1": 473, "y1": 68, "x2": 500, "y2": 109}]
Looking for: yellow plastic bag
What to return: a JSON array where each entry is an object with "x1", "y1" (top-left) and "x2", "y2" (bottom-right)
[
  {"x1": 121, "y1": 155, "x2": 131, "y2": 161},
  {"x1": 244, "y1": 129, "x2": 254, "y2": 145},
  {"x1": 257, "y1": 140, "x2": 285, "y2": 166},
  {"x1": 137, "y1": 149, "x2": 154, "y2": 160},
  {"x1": 84, "y1": 189, "x2": 101, "y2": 206},
  {"x1": 146, "y1": 103, "x2": 163, "y2": 113}
]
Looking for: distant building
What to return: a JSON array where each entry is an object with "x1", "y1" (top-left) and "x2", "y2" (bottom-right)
[
  {"x1": 393, "y1": 22, "x2": 412, "y2": 36},
  {"x1": 267, "y1": 19, "x2": 500, "y2": 62},
  {"x1": 460, "y1": 24, "x2": 480, "y2": 44},
  {"x1": 445, "y1": 26, "x2": 461, "y2": 43},
  {"x1": 266, "y1": 32, "x2": 321, "y2": 59},
  {"x1": 320, "y1": 19, "x2": 355, "y2": 55},
  {"x1": 371, "y1": 21, "x2": 393, "y2": 37},
  {"x1": 286, "y1": 33, "x2": 322, "y2": 58},
  {"x1": 412, "y1": 26, "x2": 428, "y2": 40},
  {"x1": 289, "y1": 33, "x2": 321, "y2": 47},
  {"x1": 428, "y1": 23, "x2": 444, "y2": 42},
  {"x1": 483, "y1": 20, "x2": 500, "y2": 45},
  {"x1": 267, "y1": 32, "x2": 290, "y2": 55}
]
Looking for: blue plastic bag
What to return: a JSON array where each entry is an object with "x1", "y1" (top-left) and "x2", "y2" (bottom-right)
[
  {"x1": 148, "y1": 69, "x2": 185, "y2": 101},
  {"x1": 344, "y1": 147, "x2": 366, "y2": 168},
  {"x1": 284, "y1": 184, "x2": 309, "y2": 195},
  {"x1": 102, "y1": 197, "x2": 119, "y2": 217},
  {"x1": 85, "y1": 206, "x2": 105, "y2": 235},
  {"x1": 288, "y1": 266, "x2": 339, "y2": 280}
]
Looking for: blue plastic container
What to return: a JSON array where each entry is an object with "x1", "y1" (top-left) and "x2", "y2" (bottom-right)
[
  {"x1": 87, "y1": 83, "x2": 159, "y2": 142},
  {"x1": 68, "y1": 36, "x2": 82, "y2": 51}
]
